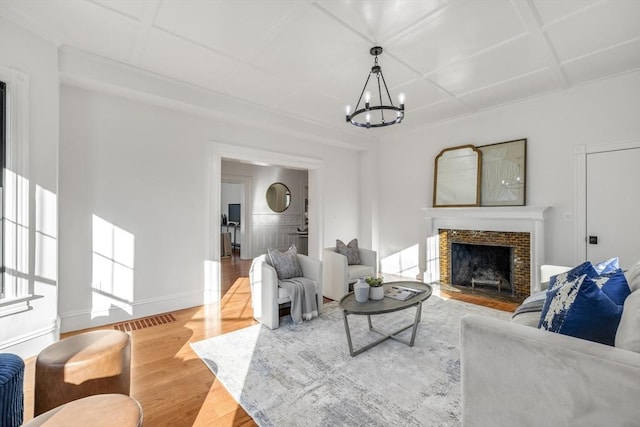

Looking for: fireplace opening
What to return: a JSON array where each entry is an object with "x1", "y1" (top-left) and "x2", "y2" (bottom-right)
[{"x1": 451, "y1": 243, "x2": 513, "y2": 294}]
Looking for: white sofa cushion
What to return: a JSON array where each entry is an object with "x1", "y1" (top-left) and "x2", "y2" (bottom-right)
[
  {"x1": 615, "y1": 290, "x2": 640, "y2": 352},
  {"x1": 347, "y1": 264, "x2": 375, "y2": 283}
]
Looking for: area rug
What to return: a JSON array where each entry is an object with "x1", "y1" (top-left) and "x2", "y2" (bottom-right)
[{"x1": 191, "y1": 296, "x2": 510, "y2": 426}]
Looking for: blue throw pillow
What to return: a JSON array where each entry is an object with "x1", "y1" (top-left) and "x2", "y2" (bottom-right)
[
  {"x1": 595, "y1": 268, "x2": 631, "y2": 306},
  {"x1": 538, "y1": 261, "x2": 628, "y2": 346}
]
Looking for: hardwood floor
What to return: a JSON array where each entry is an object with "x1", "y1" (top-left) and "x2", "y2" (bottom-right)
[
  {"x1": 23, "y1": 254, "x2": 258, "y2": 427},
  {"x1": 21, "y1": 256, "x2": 517, "y2": 426}
]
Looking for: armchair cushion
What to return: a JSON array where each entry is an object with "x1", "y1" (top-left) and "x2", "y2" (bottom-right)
[
  {"x1": 336, "y1": 238, "x2": 360, "y2": 265},
  {"x1": 267, "y1": 245, "x2": 303, "y2": 279}
]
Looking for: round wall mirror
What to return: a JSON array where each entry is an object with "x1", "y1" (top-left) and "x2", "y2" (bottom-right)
[{"x1": 266, "y1": 182, "x2": 291, "y2": 212}]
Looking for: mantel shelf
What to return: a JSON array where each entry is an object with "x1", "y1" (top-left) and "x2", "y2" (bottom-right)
[{"x1": 422, "y1": 206, "x2": 550, "y2": 221}]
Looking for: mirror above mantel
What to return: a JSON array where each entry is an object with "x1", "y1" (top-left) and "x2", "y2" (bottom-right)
[
  {"x1": 433, "y1": 145, "x2": 481, "y2": 207},
  {"x1": 433, "y1": 139, "x2": 527, "y2": 207}
]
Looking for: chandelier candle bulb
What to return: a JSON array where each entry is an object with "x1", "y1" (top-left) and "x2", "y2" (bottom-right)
[{"x1": 398, "y1": 92, "x2": 405, "y2": 106}]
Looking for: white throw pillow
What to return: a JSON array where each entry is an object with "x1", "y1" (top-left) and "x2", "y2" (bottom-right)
[{"x1": 615, "y1": 290, "x2": 640, "y2": 352}]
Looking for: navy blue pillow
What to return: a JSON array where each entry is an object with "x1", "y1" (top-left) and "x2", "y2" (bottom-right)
[
  {"x1": 538, "y1": 260, "x2": 629, "y2": 346},
  {"x1": 596, "y1": 268, "x2": 631, "y2": 306}
]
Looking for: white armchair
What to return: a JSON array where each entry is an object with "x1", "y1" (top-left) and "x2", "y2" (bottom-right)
[
  {"x1": 249, "y1": 253, "x2": 323, "y2": 330},
  {"x1": 322, "y1": 246, "x2": 377, "y2": 301}
]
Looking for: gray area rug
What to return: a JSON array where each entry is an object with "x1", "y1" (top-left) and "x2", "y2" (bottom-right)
[{"x1": 191, "y1": 296, "x2": 510, "y2": 426}]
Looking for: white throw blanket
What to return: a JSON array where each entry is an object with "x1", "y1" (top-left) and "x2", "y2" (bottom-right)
[{"x1": 278, "y1": 277, "x2": 318, "y2": 323}]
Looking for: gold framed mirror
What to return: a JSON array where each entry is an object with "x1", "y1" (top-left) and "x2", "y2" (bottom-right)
[
  {"x1": 266, "y1": 182, "x2": 291, "y2": 212},
  {"x1": 433, "y1": 145, "x2": 482, "y2": 207}
]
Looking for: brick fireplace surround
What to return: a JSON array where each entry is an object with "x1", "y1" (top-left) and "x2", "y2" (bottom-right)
[
  {"x1": 439, "y1": 229, "x2": 531, "y2": 299},
  {"x1": 423, "y1": 206, "x2": 549, "y2": 299}
]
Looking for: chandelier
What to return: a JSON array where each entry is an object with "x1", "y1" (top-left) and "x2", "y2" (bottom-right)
[{"x1": 345, "y1": 46, "x2": 405, "y2": 129}]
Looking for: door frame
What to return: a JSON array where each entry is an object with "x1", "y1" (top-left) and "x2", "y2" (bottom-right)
[
  {"x1": 209, "y1": 142, "x2": 324, "y2": 261},
  {"x1": 221, "y1": 175, "x2": 251, "y2": 259},
  {"x1": 574, "y1": 137, "x2": 640, "y2": 265}
]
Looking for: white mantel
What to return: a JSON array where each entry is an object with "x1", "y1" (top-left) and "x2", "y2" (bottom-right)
[{"x1": 422, "y1": 206, "x2": 550, "y2": 294}]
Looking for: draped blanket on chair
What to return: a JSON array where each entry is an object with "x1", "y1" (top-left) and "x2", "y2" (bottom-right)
[{"x1": 279, "y1": 277, "x2": 318, "y2": 323}]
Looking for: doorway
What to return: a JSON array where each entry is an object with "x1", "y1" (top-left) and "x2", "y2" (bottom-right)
[
  {"x1": 575, "y1": 139, "x2": 640, "y2": 268},
  {"x1": 586, "y1": 146, "x2": 640, "y2": 268},
  {"x1": 212, "y1": 143, "x2": 324, "y2": 299}
]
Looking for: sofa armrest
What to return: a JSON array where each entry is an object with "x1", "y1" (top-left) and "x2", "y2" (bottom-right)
[
  {"x1": 460, "y1": 314, "x2": 640, "y2": 427},
  {"x1": 358, "y1": 248, "x2": 377, "y2": 272},
  {"x1": 322, "y1": 249, "x2": 349, "y2": 301},
  {"x1": 249, "y1": 256, "x2": 279, "y2": 329}
]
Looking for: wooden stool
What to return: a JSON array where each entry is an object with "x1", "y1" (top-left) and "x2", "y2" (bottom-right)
[
  {"x1": 34, "y1": 330, "x2": 130, "y2": 416},
  {"x1": 24, "y1": 394, "x2": 142, "y2": 426}
]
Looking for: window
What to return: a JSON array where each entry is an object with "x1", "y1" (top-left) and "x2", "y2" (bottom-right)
[
  {"x1": 0, "y1": 80, "x2": 5, "y2": 298},
  {"x1": 0, "y1": 68, "x2": 31, "y2": 308}
]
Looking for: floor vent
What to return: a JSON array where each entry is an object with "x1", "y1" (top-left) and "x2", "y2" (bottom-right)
[{"x1": 114, "y1": 313, "x2": 177, "y2": 332}]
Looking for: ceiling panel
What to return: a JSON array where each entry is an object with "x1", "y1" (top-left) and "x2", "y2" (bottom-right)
[
  {"x1": 94, "y1": 0, "x2": 147, "y2": 20},
  {"x1": 154, "y1": 0, "x2": 296, "y2": 61},
  {"x1": 1, "y1": 0, "x2": 139, "y2": 61},
  {"x1": 138, "y1": 28, "x2": 241, "y2": 91},
  {"x1": 532, "y1": 0, "x2": 600, "y2": 26},
  {"x1": 562, "y1": 39, "x2": 640, "y2": 85},
  {"x1": 315, "y1": 0, "x2": 448, "y2": 43},
  {"x1": 0, "y1": 0, "x2": 636, "y2": 136},
  {"x1": 249, "y1": 3, "x2": 371, "y2": 83},
  {"x1": 459, "y1": 69, "x2": 559, "y2": 111},
  {"x1": 428, "y1": 35, "x2": 549, "y2": 95},
  {"x1": 391, "y1": 0, "x2": 526, "y2": 74},
  {"x1": 394, "y1": 78, "x2": 450, "y2": 108},
  {"x1": 546, "y1": 1, "x2": 640, "y2": 62},
  {"x1": 404, "y1": 98, "x2": 472, "y2": 126}
]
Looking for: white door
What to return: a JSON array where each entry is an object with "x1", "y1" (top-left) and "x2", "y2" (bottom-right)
[{"x1": 586, "y1": 147, "x2": 640, "y2": 269}]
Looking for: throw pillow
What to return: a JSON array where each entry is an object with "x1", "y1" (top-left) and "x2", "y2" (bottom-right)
[
  {"x1": 539, "y1": 267, "x2": 623, "y2": 346},
  {"x1": 267, "y1": 245, "x2": 303, "y2": 280},
  {"x1": 336, "y1": 238, "x2": 361, "y2": 265},
  {"x1": 595, "y1": 268, "x2": 631, "y2": 306},
  {"x1": 594, "y1": 256, "x2": 620, "y2": 274}
]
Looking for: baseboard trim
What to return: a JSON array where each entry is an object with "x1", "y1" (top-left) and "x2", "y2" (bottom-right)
[
  {"x1": 0, "y1": 320, "x2": 59, "y2": 358},
  {"x1": 59, "y1": 290, "x2": 207, "y2": 333}
]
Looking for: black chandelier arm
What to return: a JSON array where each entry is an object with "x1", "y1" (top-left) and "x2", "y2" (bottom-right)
[
  {"x1": 378, "y1": 71, "x2": 396, "y2": 106},
  {"x1": 353, "y1": 72, "x2": 373, "y2": 111},
  {"x1": 376, "y1": 74, "x2": 385, "y2": 123}
]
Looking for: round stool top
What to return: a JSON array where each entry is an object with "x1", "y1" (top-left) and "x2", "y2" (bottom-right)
[
  {"x1": 37, "y1": 330, "x2": 129, "y2": 367},
  {"x1": 25, "y1": 393, "x2": 143, "y2": 427},
  {"x1": 0, "y1": 353, "x2": 24, "y2": 385}
]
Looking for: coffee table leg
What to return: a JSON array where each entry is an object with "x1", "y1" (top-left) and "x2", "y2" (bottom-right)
[
  {"x1": 342, "y1": 310, "x2": 356, "y2": 357},
  {"x1": 408, "y1": 301, "x2": 423, "y2": 346}
]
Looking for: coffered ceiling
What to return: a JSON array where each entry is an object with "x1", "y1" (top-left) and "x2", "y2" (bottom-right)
[{"x1": 1, "y1": 0, "x2": 639, "y2": 136}]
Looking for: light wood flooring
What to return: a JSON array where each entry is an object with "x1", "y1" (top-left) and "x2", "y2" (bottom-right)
[{"x1": 21, "y1": 256, "x2": 518, "y2": 426}]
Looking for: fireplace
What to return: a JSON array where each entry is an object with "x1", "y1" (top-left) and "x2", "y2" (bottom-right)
[
  {"x1": 423, "y1": 206, "x2": 549, "y2": 299},
  {"x1": 439, "y1": 229, "x2": 531, "y2": 299},
  {"x1": 451, "y1": 242, "x2": 512, "y2": 294}
]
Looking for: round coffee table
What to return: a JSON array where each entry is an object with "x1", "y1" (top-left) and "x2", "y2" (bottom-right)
[{"x1": 339, "y1": 281, "x2": 432, "y2": 356}]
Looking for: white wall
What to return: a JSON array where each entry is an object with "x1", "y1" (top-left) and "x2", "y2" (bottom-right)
[
  {"x1": 0, "y1": 17, "x2": 59, "y2": 357},
  {"x1": 58, "y1": 84, "x2": 364, "y2": 331},
  {"x1": 376, "y1": 71, "x2": 640, "y2": 279}
]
